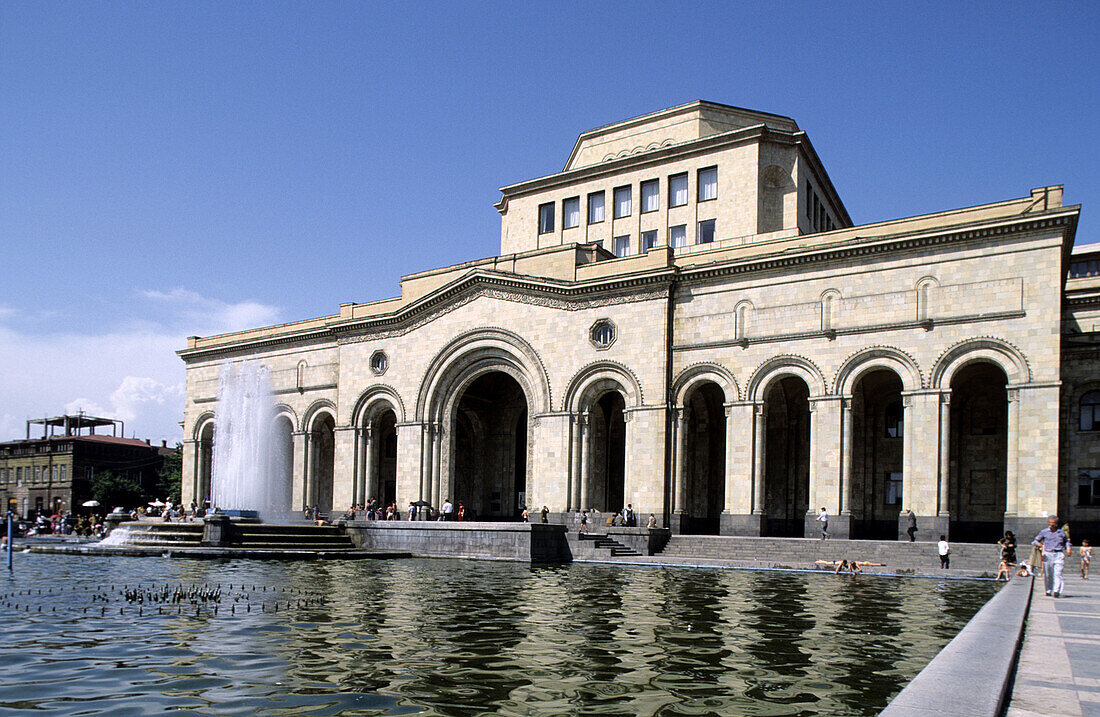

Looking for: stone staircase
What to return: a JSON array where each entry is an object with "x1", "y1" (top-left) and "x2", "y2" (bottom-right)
[
  {"x1": 230, "y1": 523, "x2": 357, "y2": 552},
  {"x1": 652, "y1": 535, "x2": 1004, "y2": 575},
  {"x1": 579, "y1": 533, "x2": 641, "y2": 557}
]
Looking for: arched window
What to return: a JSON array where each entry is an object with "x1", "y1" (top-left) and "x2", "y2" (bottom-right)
[{"x1": 1081, "y1": 391, "x2": 1100, "y2": 431}]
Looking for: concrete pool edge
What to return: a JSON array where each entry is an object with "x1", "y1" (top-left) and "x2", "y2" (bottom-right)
[{"x1": 879, "y1": 574, "x2": 1033, "y2": 716}]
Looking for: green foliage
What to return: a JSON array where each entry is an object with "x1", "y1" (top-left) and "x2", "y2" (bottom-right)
[
  {"x1": 90, "y1": 472, "x2": 146, "y2": 511},
  {"x1": 153, "y1": 444, "x2": 182, "y2": 504}
]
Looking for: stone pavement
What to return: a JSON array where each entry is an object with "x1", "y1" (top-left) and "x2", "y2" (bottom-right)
[{"x1": 1006, "y1": 566, "x2": 1100, "y2": 716}]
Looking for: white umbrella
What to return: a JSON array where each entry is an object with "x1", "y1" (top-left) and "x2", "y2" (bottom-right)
[
  {"x1": 148, "y1": 500, "x2": 166, "y2": 507},
  {"x1": 82, "y1": 500, "x2": 100, "y2": 507}
]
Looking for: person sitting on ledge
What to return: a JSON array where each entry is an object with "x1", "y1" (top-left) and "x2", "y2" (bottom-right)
[
  {"x1": 815, "y1": 560, "x2": 883, "y2": 573},
  {"x1": 996, "y1": 559, "x2": 1012, "y2": 581},
  {"x1": 646, "y1": 514, "x2": 657, "y2": 529},
  {"x1": 835, "y1": 559, "x2": 862, "y2": 575}
]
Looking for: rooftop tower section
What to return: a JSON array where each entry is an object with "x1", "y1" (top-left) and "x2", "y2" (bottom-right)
[{"x1": 495, "y1": 100, "x2": 851, "y2": 257}]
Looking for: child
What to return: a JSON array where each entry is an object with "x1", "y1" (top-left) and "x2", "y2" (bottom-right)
[
  {"x1": 996, "y1": 559, "x2": 1011, "y2": 581},
  {"x1": 1082, "y1": 539, "x2": 1092, "y2": 580},
  {"x1": 938, "y1": 535, "x2": 950, "y2": 569}
]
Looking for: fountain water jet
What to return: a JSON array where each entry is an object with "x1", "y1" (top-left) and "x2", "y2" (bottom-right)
[{"x1": 211, "y1": 361, "x2": 291, "y2": 520}]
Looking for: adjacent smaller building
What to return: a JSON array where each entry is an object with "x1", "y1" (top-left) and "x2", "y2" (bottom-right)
[{"x1": 0, "y1": 414, "x2": 173, "y2": 517}]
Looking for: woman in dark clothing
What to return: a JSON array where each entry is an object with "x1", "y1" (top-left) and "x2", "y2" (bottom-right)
[{"x1": 998, "y1": 531, "x2": 1017, "y2": 564}]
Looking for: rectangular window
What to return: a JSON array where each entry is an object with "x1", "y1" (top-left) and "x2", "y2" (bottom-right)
[
  {"x1": 562, "y1": 197, "x2": 580, "y2": 229},
  {"x1": 613, "y1": 235, "x2": 631, "y2": 257},
  {"x1": 15, "y1": 467, "x2": 21, "y2": 485},
  {"x1": 51, "y1": 465, "x2": 58, "y2": 481},
  {"x1": 34, "y1": 466, "x2": 41, "y2": 483},
  {"x1": 587, "y1": 191, "x2": 605, "y2": 224},
  {"x1": 698, "y1": 167, "x2": 717, "y2": 202},
  {"x1": 698, "y1": 219, "x2": 715, "y2": 244},
  {"x1": 885, "y1": 472, "x2": 903, "y2": 505},
  {"x1": 613, "y1": 186, "x2": 631, "y2": 219},
  {"x1": 1079, "y1": 469, "x2": 1100, "y2": 506},
  {"x1": 669, "y1": 173, "x2": 688, "y2": 207},
  {"x1": 642, "y1": 230, "x2": 658, "y2": 253},
  {"x1": 641, "y1": 179, "x2": 659, "y2": 213},
  {"x1": 538, "y1": 202, "x2": 555, "y2": 234},
  {"x1": 59, "y1": 465, "x2": 66, "y2": 482},
  {"x1": 805, "y1": 181, "x2": 812, "y2": 219},
  {"x1": 669, "y1": 224, "x2": 687, "y2": 249}
]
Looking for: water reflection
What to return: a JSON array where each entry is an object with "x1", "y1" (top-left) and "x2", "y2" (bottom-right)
[{"x1": 0, "y1": 554, "x2": 996, "y2": 716}]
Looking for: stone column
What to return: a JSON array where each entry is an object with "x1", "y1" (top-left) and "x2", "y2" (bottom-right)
[
  {"x1": 1005, "y1": 388, "x2": 1020, "y2": 517},
  {"x1": 673, "y1": 407, "x2": 688, "y2": 516},
  {"x1": 303, "y1": 432, "x2": 314, "y2": 509},
  {"x1": 579, "y1": 413, "x2": 591, "y2": 510},
  {"x1": 332, "y1": 426, "x2": 357, "y2": 512},
  {"x1": 291, "y1": 431, "x2": 307, "y2": 511},
  {"x1": 752, "y1": 403, "x2": 766, "y2": 519},
  {"x1": 721, "y1": 401, "x2": 757, "y2": 535},
  {"x1": 363, "y1": 427, "x2": 376, "y2": 505},
  {"x1": 568, "y1": 414, "x2": 582, "y2": 511},
  {"x1": 806, "y1": 396, "x2": 845, "y2": 539},
  {"x1": 431, "y1": 422, "x2": 443, "y2": 510},
  {"x1": 839, "y1": 397, "x2": 853, "y2": 517},
  {"x1": 181, "y1": 438, "x2": 197, "y2": 506},
  {"x1": 418, "y1": 423, "x2": 431, "y2": 508},
  {"x1": 938, "y1": 392, "x2": 951, "y2": 519}
]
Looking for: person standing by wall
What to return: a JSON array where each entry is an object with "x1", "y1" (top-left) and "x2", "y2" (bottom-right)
[
  {"x1": 1032, "y1": 516, "x2": 1071, "y2": 597},
  {"x1": 938, "y1": 535, "x2": 950, "y2": 569},
  {"x1": 817, "y1": 507, "x2": 829, "y2": 540},
  {"x1": 906, "y1": 509, "x2": 917, "y2": 542}
]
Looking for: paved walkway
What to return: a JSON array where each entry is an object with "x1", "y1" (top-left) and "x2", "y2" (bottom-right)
[{"x1": 1006, "y1": 565, "x2": 1100, "y2": 716}]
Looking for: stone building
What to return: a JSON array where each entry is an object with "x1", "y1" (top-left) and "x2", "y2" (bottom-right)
[
  {"x1": 0, "y1": 415, "x2": 174, "y2": 518},
  {"x1": 179, "y1": 101, "x2": 1088, "y2": 541}
]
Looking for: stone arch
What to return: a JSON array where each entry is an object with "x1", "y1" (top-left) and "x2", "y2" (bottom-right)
[
  {"x1": 747, "y1": 355, "x2": 827, "y2": 401},
  {"x1": 835, "y1": 346, "x2": 923, "y2": 395},
  {"x1": 351, "y1": 384, "x2": 406, "y2": 426},
  {"x1": 564, "y1": 360, "x2": 643, "y2": 413},
  {"x1": 302, "y1": 399, "x2": 337, "y2": 432},
  {"x1": 192, "y1": 411, "x2": 216, "y2": 441},
  {"x1": 417, "y1": 328, "x2": 551, "y2": 422},
  {"x1": 673, "y1": 363, "x2": 739, "y2": 406},
  {"x1": 931, "y1": 337, "x2": 1031, "y2": 388},
  {"x1": 271, "y1": 403, "x2": 299, "y2": 432}
]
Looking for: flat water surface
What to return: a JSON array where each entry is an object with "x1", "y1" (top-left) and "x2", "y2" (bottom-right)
[{"x1": 0, "y1": 553, "x2": 996, "y2": 716}]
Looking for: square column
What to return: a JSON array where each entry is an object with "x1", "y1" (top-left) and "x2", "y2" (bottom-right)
[
  {"x1": 332, "y1": 426, "x2": 357, "y2": 512},
  {"x1": 900, "y1": 390, "x2": 945, "y2": 540},
  {"x1": 181, "y1": 439, "x2": 197, "y2": 506},
  {"x1": 291, "y1": 431, "x2": 308, "y2": 511},
  {"x1": 720, "y1": 401, "x2": 759, "y2": 535},
  {"x1": 806, "y1": 396, "x2": 846, "y2": 538},
  {"x1": 395, "y1": 422, "x2": 424, "y2": 515},
  {"x1": 1007, "y1": 383, "x2": 1060, "y2": 538}
]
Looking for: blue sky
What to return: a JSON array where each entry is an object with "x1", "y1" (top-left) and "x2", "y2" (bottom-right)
[{"x1": 1, "y1": 2, "x2": 1097, "y2": 443}]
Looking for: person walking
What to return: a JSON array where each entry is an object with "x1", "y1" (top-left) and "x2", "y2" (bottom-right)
[
  {"x1": 540, "y1": 506, "x2": 549, "y2": 523},
  {"x1": 1081, "y1": 539, "x2": 1091, "y2": 580},
  {"x1": 938, "y1": 535, "x2": 950, "y2": 569},
  {"x1": 906, "y1": 509, "x2": 918, "y2": 542},
  {"x1": 817, "y1": 507, "x2": 829, "y2": 540},
  {"x1": 1032, "y1": 515, "x2": 1071, "y2": 597}
]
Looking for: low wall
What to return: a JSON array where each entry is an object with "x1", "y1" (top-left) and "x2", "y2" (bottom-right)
[
  {"x1": 880, "y1": 575, "x2": 1033, "y2": 716},
  {"x1": 345, "y1": 521, "x2": 571, "y2": 562}
]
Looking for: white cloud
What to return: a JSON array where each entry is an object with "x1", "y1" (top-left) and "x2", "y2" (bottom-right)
[
  {"x1": 141, "y1": 288, "x2": 282, "y2": 336},
  {"x1": 0, "y1": 290, "x2": 281, "y2": 444}
]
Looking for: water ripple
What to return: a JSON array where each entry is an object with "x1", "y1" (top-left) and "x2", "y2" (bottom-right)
[{"x1": 0, "y1": 553, "x2": 996, "y2": 716}]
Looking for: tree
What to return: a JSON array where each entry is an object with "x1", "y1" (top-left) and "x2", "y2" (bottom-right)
[
  {"x1": 90, "y1": 472, "x2": 146, "y2": 512},
  {"x1": 153, "y1": 444, "x2": 182, "y2": 504}
]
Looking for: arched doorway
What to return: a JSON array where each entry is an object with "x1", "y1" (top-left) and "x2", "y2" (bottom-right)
[
  {"x1": 271, "y1": 415, "x2": 294, "y2": 518},
  {"x1": 949, "y1": 363, "x2": 1007, "y2": 542},
  {"x1": 310, "y1": 413, "x2": 336, "y2": 514},
  {"x1": 763, "y1": 376, "x2": 810, "y2": 537},
  {"x1": 452, "y1": 372, "x2": 528, "y2": 519},
  {"x1": 681, "y1": 382, "x2": 726, "y2": 534},
  {"x1": 197, "y1": 421, "x2": 214, "y2": 506},
  {"x1": 365, "y1": 409, "x2": 398, "y2": 509},
  {"x1": 587, "y1": 391, "x2": 626, "y2": 514},
  {"x1": 850, "y1": 369, "x2": 904, "y2": 539}
]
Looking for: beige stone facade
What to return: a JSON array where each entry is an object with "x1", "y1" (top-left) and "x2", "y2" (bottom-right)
[{"x1": 179, "y1": 101, "x2": 1086, "y2": 541}]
